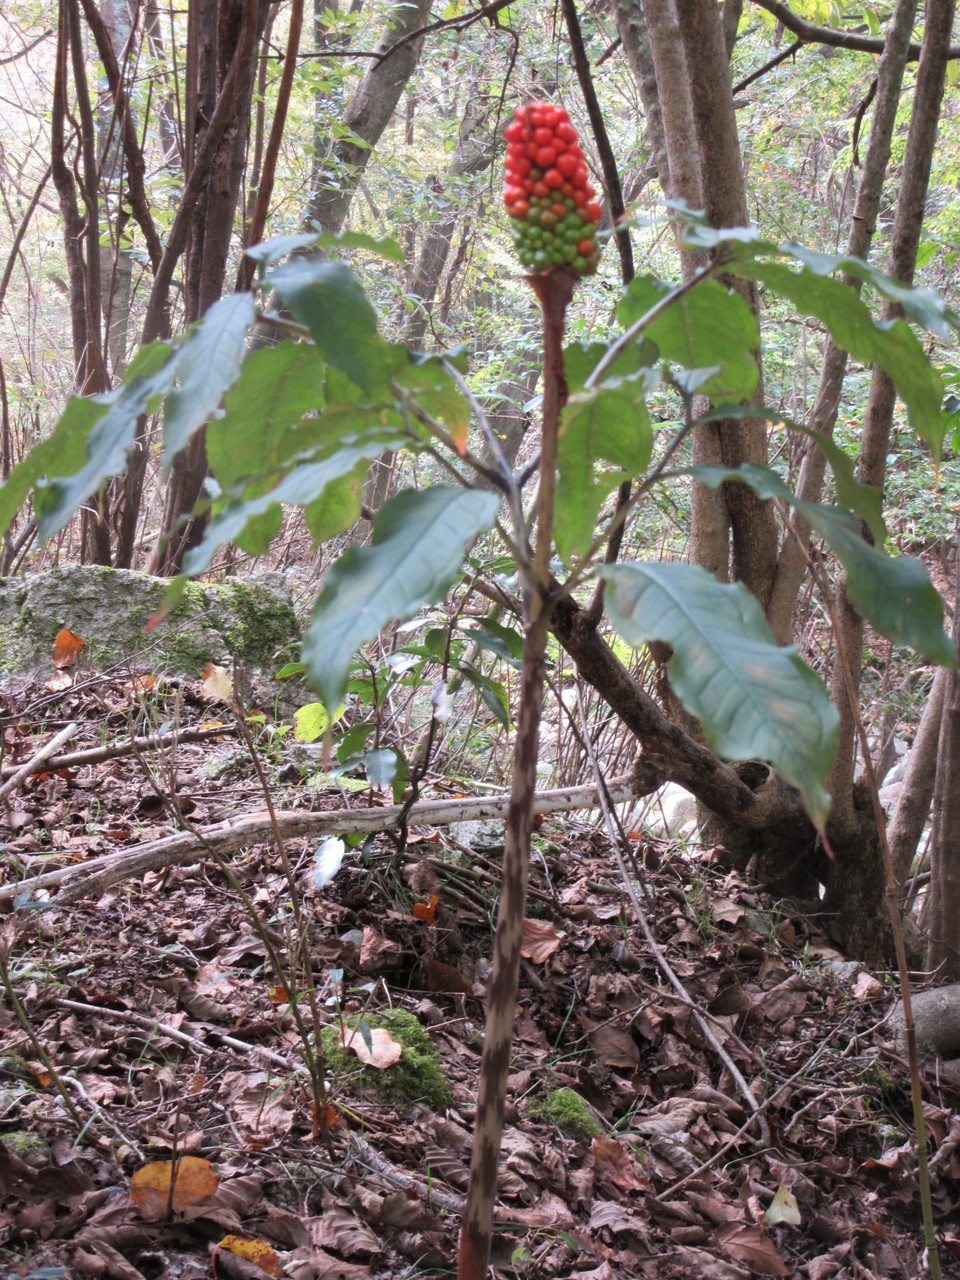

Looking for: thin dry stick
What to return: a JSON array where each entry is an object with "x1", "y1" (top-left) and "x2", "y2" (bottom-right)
[
  {"x1": 0, "y1": 722, "x2": 79, "y2": 802},
  {"x1": 572, "y1": 684, "x2": 770, "y2": 1146}
]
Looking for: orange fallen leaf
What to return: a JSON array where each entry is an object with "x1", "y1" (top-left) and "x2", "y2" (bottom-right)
[
  {"x1": 25, "y1": 1060, "x2": 52, "y2": 1088},
  {"x1": 339, "y1": 1023, "x2": 402, "y2": 1070},
  {"x1": 215, "y1": 1235, "x2": 282, "y2": 1278},
  {"x1": 412, "y1": 894, "x2": 439, "y2": 924},
  {"x1": 201, "y1": 663, "x2": 233, "y2": 701},
  {"x1": 521, "y1": 917, "x2": 560, "y2": 964},
  {"x1": 130, "y1": 1155, "x2": 219, "y2": 1220},
  {"x1": 51, "y1": 628, "x2": 83, "y2": 669}
]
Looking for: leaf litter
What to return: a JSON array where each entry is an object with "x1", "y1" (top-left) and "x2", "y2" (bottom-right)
[{"x1": 0, "y1": 670, "x2": 958, "y2": 1278}]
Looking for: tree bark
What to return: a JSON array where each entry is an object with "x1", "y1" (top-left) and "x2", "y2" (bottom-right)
[
  {"x1": 828, "y1": 0, "x2": 953, "y2": 815},
  {"x1": 306, "y1": 0, "x2": 435, "y2": 237},
  {"x1": 888, "y1": 667, "x2": 947, "y2": 885}
]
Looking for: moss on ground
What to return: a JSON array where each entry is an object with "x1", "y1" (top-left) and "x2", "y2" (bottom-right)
[
  {"x1": 322, "y1": 1008, "x2": 452, "y2": 1111},
  {"x1": 528, "y1": 1087, "x2": 601, "y2": 1141}
]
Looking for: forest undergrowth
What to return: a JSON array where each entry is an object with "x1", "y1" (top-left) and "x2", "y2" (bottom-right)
[{"x1": 1, "y1": 670, "x2": 958, "y2": 1280}]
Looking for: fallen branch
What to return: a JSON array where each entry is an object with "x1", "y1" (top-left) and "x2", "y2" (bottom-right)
[
  {"x1": 0, "y1": 722, "x2": 79, "y2": 802},
  {"x1": 0, "y1": 775, "x2": 641, "y2": 906},
  {"x1": 0, "y1": 724, "x2": 235, "y2": 779}
]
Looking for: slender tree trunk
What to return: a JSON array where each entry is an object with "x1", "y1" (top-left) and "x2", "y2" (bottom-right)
[
  {"x1": 306, "y1": 0, "x2": 435, "y2": 236},
  {"x1": 928, "y1": 535, "x2": 960, "y2": 980},
  {"x1": 828, "y1": 0, "x2": 953, "y2": 816},
  {"x1": 888, "y1": 667, "x2": 947, "y2": 884}
]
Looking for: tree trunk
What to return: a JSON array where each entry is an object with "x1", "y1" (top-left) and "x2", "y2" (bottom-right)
[
  {"x1": 828, "y1": 0, "x2": 953, "y2": 815},
  {"x1": 306, "y1": 0, "x2": 435, "y2": 237}
]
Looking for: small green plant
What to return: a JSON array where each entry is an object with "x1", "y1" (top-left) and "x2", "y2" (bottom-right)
[{"x1": 527, "y1": 1087, "x2": 600, "y2": 1141}]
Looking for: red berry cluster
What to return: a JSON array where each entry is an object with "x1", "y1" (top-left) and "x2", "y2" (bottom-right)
[{"x1": 503, "y1": 102, "x2": 602, "y2": 275}]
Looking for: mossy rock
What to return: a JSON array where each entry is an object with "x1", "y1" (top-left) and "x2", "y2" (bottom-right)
[
  {"x1": 0, "y1": 566, "x2": 300, "y2": 684},
  {"x1": 322, "y1": 1009, "x2": 452, "y2": 1111},
  {"x1": 528, "y1": 1087, "x2": 601, "y2": 1141},
  {"x1": 1, "y1": 1130, "x2": 50, "y2": 1161}
]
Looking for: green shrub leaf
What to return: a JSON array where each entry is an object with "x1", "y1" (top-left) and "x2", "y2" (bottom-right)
[{"x1": 601, "y1": 561, "x2": 839, "y2": 828}]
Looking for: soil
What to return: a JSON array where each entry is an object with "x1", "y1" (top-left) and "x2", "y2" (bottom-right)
[{"x1": 1, "y1": 671, "x2": 959, "y2": 1280}]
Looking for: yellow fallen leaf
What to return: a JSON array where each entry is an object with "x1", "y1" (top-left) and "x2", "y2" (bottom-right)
[
  {"x1": 216, "y1": 1235, "x2": 282, "y2": 1277},
  {"x1": 130, "y1": 1156, "x2": 219, "y2": 1220}
]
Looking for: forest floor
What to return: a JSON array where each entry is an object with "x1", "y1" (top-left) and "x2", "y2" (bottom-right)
[{"x1": 1, "y1": 672, "x2": 959, "y2": 1280}]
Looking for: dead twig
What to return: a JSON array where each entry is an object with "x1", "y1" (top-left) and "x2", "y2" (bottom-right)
[{"x1": 0, "y1": 722, "x2": 79, "y2": 802}]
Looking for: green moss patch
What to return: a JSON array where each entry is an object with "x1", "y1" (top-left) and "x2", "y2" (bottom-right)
[
  {"x1": 322, "y1": 1009, "x2": 452, "y2": 1111},
  {"x1": 528, "y1": 1087, "x2": 601, "y2": 1141}
]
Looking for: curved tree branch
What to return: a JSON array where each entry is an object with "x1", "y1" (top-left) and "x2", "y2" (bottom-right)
[{"x1": 750, "y1": 0, "x2": 960, "y2": 59}]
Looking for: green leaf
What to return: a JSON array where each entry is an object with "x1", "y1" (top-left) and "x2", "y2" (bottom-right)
[
  {"x1": 246, "y1": 229, "x2": 404, "y2": 265},
  {"x1": 556, "y1": 381, "x2": 653, "y2": 562},
  {"x1": 601, "y1": 561, "x2": 839, "y2": 828},
  {"x1": 302, "y1": 486, "x2": 500, "y2": 711},
  {"x1": 183, "y1": 430, "x2": 405, "y2": 576},
  {"x1": 162, "y1": 293, "x2": 255, "y2": 468},
  {"x1": 267, "y1": 258, "x2": 386, "y2": 393},
  {"x1": 294, "y1": 700, "x2": 346, "y2": 742},
  {"x1": 737, "y1": 260, "x2": 945, "y2": 455},
  {"x1": 365, "y1": 747, "x2": 399, "y2": 789},
  {"x1": 0, "y1": 395, "x2": 104, "y2": 537},
  {"x1": 692, "y1": 462, "x2": 956, "y2": 667},
  {"x1": 460, "y1": 665, "x2": 510, "y2": 728},
  {"x1": 36, "y1": 343, "x2": 178, "y2": 540},
  {"x1": 617, "y1": 275, "x2": 760, "y2": 402},
  {"x1": 207, "y1": 343, "x2": 325, "y2": 491}
]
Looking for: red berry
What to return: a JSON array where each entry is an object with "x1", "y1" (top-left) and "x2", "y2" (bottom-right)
[
  {"x1": 514, "y1": 156, "x2": 531, "y2": 177},
  {"x1": 556, "y1": 122, "x2": 578, "y2": 143},
  {"x1": 513, "y1": 106, "x2": 526, "y2": 122},
  {"x1": 572, "y1": 163, "x2": 589, "y2": 187},
  {"x1": 551, "y1": 201, "x2": 568, "y2": 218},
  {"x1": 536, "y1": 146, "x2": 557, "y2": 167},
  {"x1": 543, "y1": 168, "x2": 564, "y2": 189},
  {"x1": 586, "y1": 202, "x2": 603, "y2": 222},
  {"x1": 561, "y1": 182, "x2": 574, "y2": 197},
  {"x1": 533, "y1": 126, "x2": 553, "y2": 146},
  {"x1": 556, "y1": 152, "x2": 578, "y2": 179},
  {"x1": 585, "y1": 185, "x2": 596, "y2": 200},
  {"x1": 522, "y1": 178, "x2": 534, "y2": 193},
  {"x1": 526, "y1": 142, "x2": 539, "y2": 160},
  {"x1": 572, "y1": 189, "x2": 587, "y2": 206},
  {"x1": 514, "y1": 199, "x2": 530, "y2": 218},
  {"x1": 529, "y1": 108, "x2": 546, "y2": 127},
  {"x1": 505, "y1": 121, "x2": 525, "y2": 143},
  {"x1": 577, "y1": 238, "x2": 594, "y2": 256},
  {"x1": 532, "y1": 181, "x2": 549, "y2": 198}
]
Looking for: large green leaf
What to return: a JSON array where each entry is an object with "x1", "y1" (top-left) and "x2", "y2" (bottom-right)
[
  {"x1": 737, "y1": 261, "x2": 944, "y2": 454},
  {"x1": 682, "y1": 222, "x2": 959, "y2": 340},
  {"x1": 617, "y1": 275, "x2": 760, "y2": 402},
  {"x1": 35, "y1": 343, "x2": 178, "y2": 540},
  {"x1": 302, "y1": 487, "x2": 500, "y2": 711},
  {"x1": 245, "y1": 229, "x2": 404, "y2": 265},
  {"x1": 691, "y1": 462, "x2": 956, "y2": 668},
  {"x1": 267, "y1": 258, "x2": 387, "y2": 393},
  {"x1": 183, "y1": 429, "x2": 406, "y2": 575},
  {"x1": 601, "y1": 561, "x2": 839, "y2": 828},
  {"x1": 207, "y1": 343, "x2": 325, "y2": 490},
  {"x1": 556, "y1": 381, "x2": 653, "y2": 562},
  {"x1": 0, "y1": 395, "x2": 104, "y2": 537},
  {"x1": 162, "y1": 292, "x2": 255, "y2": 468}
]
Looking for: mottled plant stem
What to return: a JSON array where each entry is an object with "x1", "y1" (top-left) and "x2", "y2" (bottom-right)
[{"x1": 458, "y1": 269, "x2": 577, "y2": 1280}]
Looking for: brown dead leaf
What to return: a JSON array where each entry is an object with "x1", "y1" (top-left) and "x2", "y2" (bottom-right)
[
  {"x1": 852, "y1": 971, "x2": 883, "y2": 1001},
  {"x1": 714, "y1": 1223, "x2": 788, "y2": 1276},
  {"x1": 358, "y1": 926, "x2": 402, "y2": 973},
  {"x1": 130, "y1": 1156, "x2": 219, "y2": 1221},
  {"x1": 202, "y1": 663, "x2": 233, "y2": 701},
  {"x1": 44, "y1": 670, "x2": 74, "y2": 692},
  {"x1": 520, "y1": 917, "x2": 560, "y2": 964},
  {"x1": 591, "y1": 1135, "x2": 650, "y2": 1191},
  {"x1": 308, "y1": 1206, "x2": 381, "y2": 1257},
  {"x1": 426, "y1": 957, "x2": 474, "y2": 995},
  {"x1": 52, "y1": 628, "x2": 84, "y2": 669},
  {"x1": 216, "y1": 1236, "x2": 282, "y2": 1277},
  {"x1": 340, "y1": 1024, "x2": 402, "y2": 1069}
]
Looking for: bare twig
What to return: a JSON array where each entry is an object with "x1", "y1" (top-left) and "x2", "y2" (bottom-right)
[{"x1": 0, "y1": 722, "x2": 79, "y2": 802}]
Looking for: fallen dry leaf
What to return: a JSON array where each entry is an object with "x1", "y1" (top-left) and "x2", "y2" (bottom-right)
[
  {"x1": 52, "y1": 628, "x2": 84, "y2": 668},
  {"x1": 591, "y1": 1135, "x2": 650, "y2": 1191},
  {"x1": 714, "y1": 1222, "x2": 788, "y2": 1276},
  {"x1": 764, "y1": 1183, "x2": 801, "y2": 1227},
  {"x1": 130, "y1": 1156, "x2": 219, "y2": 1220},
  {"x1": 215, "y1": 1235, "x2": 282, "y2": 1277},
  {"x1": 853, "y1": 971, "x2": 883, "y2": 1001},
  {"x1": 44, "y1": 670, "x2": 74, "y2": 693},
  {"x1": 202, "y1": 662, "x2": 233, "y2": 701},
  {"x1": 520, "y1": 917, "x2": 560, "y2": 964},
  {"x1": 340, "y1": 1024, "x2": 402, "y2": 1069}
]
